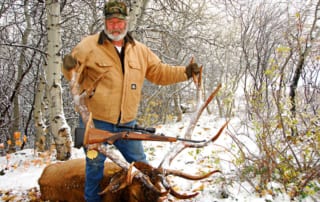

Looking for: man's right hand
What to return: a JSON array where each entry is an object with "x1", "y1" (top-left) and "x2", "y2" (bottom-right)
[
  {"x1": 63, "y1": 54, "x2": 77, "y2": 70},
  {"x1": 185, "y1": 63, "x2": 200, "y2": 79}
]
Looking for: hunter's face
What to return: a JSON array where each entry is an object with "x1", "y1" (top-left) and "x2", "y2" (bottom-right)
[{"x1": 105, "y1": 18, "x2": 128, "y2": 41}]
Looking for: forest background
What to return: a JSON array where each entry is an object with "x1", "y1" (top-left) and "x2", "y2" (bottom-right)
[{"x1": 0, "y1": 0, "x2": 319, "y2": 200}]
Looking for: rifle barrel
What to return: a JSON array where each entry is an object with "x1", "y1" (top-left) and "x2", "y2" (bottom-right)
[{"x1": 176, "y1": 137, "x2": 206, "y2": 143}]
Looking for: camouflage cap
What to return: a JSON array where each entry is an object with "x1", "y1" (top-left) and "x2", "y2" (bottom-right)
[{"x1": 104, "y1": 1, "x2": 128, "y2": 19}]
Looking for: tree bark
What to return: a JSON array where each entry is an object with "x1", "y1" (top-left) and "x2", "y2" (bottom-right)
[
  {"x1": 126, "y1": 0, "x2": 146, "y2": 32},
  {"x1": 9, "y1": 0, "x2": 32, "y2": 152},
  {"x1": 34, "y1": 76, "x2": 48, "y2": 152},
  {"x1": 289, "y1": 0, "x2": 320, "y2": 135},
  {"x1": 45, "y1": 0, "x2": 71, "y2": 160}
]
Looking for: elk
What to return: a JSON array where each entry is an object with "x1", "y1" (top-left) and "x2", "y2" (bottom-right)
[{"x1": 38, "y1": 59, "x2": 228, "y2": 201}]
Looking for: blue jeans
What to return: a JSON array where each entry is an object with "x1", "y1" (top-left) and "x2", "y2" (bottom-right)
[{"x1": 81, "y1": 119, "x2": 147, "y2": 202}]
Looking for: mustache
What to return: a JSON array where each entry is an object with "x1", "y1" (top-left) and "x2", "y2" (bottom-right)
[{"x1": 110, "y1": 29, "x2": 123, "y2": 34}]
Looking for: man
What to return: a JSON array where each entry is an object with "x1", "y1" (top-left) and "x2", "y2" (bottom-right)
[{"x1": 62, "y1": 1, "x2": 200, "y2": 201}]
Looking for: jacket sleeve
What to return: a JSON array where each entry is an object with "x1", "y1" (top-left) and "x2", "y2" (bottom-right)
[{"x1": 145, "y1": 47, "x2": 188, "y2": 85}]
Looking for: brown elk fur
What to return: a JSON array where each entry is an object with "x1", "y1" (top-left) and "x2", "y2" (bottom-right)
[{"x1": 38, "y1": 158, "x2": 163, "y2": 202}]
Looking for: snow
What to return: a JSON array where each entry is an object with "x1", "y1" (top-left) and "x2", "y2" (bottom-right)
[{"x1": 0, "y1": 115, "x2": 318, "y2": 202}]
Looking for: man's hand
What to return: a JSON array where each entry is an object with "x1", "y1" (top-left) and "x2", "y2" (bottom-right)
[
  {"x1": 63, "y1": 54, "x2": 77, "y2": 70},
  {"x1": 185, "y1": 63, "x2": 200, "y2": 79}
]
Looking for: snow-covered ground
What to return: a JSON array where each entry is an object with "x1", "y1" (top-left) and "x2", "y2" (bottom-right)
[{"x1": 0, "y1": 115, "x2": 318, "y2": 201}]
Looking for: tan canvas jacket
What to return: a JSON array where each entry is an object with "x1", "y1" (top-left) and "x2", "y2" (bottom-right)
[{"x1": 62, "y1": 32, "x2": 188, "y2": 124}]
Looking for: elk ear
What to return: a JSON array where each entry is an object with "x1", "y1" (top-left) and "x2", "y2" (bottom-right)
[
  {"x1": 134, "y1": 162, "x2": 153, "y2": 172},
  {"x1": 99, "y1": 163, "x2": 135, "y2": 194},
  {"x1": 134, "y1": 162, "x2": 161, "y2": 182}
]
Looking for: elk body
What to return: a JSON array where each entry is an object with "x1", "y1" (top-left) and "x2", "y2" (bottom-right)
[
  {"x1": 38, "y1": 158, "x2": 161, "y2": 202},
  {"x1": 38, "y1": 158, "x2": 217, "y2": 202}
]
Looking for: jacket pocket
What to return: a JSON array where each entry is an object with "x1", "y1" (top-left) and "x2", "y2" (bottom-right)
[
  {"x1": 95, "y1": 61, "x2": 113, "y2": 68},
  {"x1": 128, "y1": 61, "x2": 143, "y2": 82},
  {"x1": 128, "y1": 61, "x2": 141, "y2": 70},
  {"x1": 93, "y1": 61, "x2": 112, "y2": 78}
]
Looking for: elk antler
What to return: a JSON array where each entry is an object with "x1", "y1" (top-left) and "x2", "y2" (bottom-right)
[
  {"x1": 68, "y1": 60, "x2": 228, "y2": 201},
  {"x1": 154, "y1": 69, "x2": 228, "y2": 199},
  {"x1": 69, "y1": 60, "x2": 92, "y2": 127}
]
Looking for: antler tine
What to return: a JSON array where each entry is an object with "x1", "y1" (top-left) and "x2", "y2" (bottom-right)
[
  {"x1": 189, "y1": 56, "x2": 195, "y2": 64},
  {"x1": 164, "y1": 168, "x2": 221, "y2": 180},
  {"x1": 160, "y1": 176, "x2": 199, "y2": 199},
  {"x1": 189, "y1": 56, "x2": 201, "y2": 88},
  {"x1": 185, "y1": 83, "x2": 222, "y2": 139},
  {"x1": 158, "y1": 84, "x2": 223, "y2": 168},
  {"x1": 69, "y1": 66, "x2": 92, "y2": 126},
  {"x1": 192, "y1": 65, "x2": 203, "y2": 89},
  {"x1": 166, "y1": 120, "x2": 229, "y2": 165},
  {"x1": 183, "y1": 120, "x2": 230, "y2": 148},
  {"x1": 98, "y1": 145, "x2": 167, "y2": 196},
  {"x1": 169, "y1": 187, "x2": 199, "y2": 199}
]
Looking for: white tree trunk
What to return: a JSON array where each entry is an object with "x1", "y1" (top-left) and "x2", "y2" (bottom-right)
[
  {"x1": 45, "y1": 0, "x2": 71, "y2": 160},
  {"x1": 34, "y1": 75, "x2": 48, "y2": 152},
  {"x1": 9, "y1": 0, "x2": 32, "y2": 152},
  {"x1": 127, "y1": 0, "x2": 146, "y2": 32}
]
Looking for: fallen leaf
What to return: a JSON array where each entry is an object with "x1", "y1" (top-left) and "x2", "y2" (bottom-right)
[{"x1": 192, "y1": 183, "x2": 205, "y2": 192}]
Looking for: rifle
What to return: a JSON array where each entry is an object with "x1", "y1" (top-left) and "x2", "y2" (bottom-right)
[{"x1": 74, "y1": 124, "x2": 205, "y2": 148}]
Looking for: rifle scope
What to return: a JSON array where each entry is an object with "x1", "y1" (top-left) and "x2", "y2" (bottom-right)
[{"x1": 117, "y1": 124, "x2": 156, "y2": 134}]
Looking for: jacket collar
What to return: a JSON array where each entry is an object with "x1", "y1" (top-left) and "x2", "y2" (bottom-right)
[{"x1": 98, "y1": 31, "x2": 135, "y2": 46}]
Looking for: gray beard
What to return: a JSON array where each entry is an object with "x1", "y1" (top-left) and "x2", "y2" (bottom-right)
[{"x1": 104, "y1": 26, "x2": 128, "y2": 42}]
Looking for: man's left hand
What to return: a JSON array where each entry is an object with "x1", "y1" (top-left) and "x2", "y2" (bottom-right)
[{"x1": 186, "y1": 63, "x2": 200, "y2": 79}]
